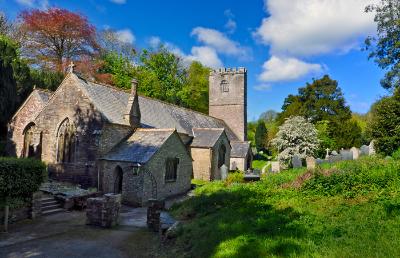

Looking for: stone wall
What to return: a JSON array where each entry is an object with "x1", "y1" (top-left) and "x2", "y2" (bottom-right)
[
  {"x1": 7, "y1": 90, "x2": 48, "y2": 157},
  {"x1": 191, "y1": 148, "x2": 212, "y2": 181},
  {"x1": 209, "y1": 68, "x2": 247, "y2": 141},
  {"x1": 230, "y1": 157, "x2": 246, "y2": 171},
  {"x1": 86, "y1": 193, "x2": 121, "y2": 228}
]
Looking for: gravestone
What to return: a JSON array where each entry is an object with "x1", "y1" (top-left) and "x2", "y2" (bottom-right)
[
  {"x1": 350, "y1": 147, "x2": 359, "y2": 160},
  {"x1": 306, "y1": 157, "x2": 316, "y2": 170},
  {"x1": 292, "y1": 155, "x2": 302, "y2": 168},
  {"x1": 271, "y1": 161, "x2": 280, "y2": 173},
  {"x1": 220, "y1": 164, "x2": 228, "y2": 180},
  {"x1": 316, "y1": 158, "x2": 325, "y2": 165},
  {"x1": 340, "y1": 150, "x2": 353, "y2": 160},
  {"x1": 369, "y1": 141, "x2": 376, "y2": 155},
  {"x1": 328, "y1": 154, "x2": 341, "y2": 163},
  {"x1": 360, "y1": 145, "x2": 369, "y2": 156},
  {"x1": 331, "y1": 150, "x2": 338, "y2": 156}
]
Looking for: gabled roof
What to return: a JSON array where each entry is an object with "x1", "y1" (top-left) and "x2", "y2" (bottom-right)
[
  {"x1": 100, "y1": 128, "x2": 176, "y2": 163},
  {"x1": 191, "y1": 128, "x2": 226, "y2": 148},
  {"x1": 72, "y1": 74, "x2": 239, "y2": 141},
  {"x1": 230, "y1": 141, "x2": 251, "y2": 158},
  {"x1": 11, "y1": 88, "x2": 53, "y2": 121}
]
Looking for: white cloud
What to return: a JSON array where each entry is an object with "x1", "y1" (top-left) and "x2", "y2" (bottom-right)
[
  {"x1": 115, "y1": 29, "x2": 135, "y2": 44},
  {"x1": 148, "y1": 36, "x2": 161, "y2": 48},
  {"x1": 254, "y1": 83, "x2": 272, "y2": 91},
  {"x1": 191, "y1": 27, "x2": 250, "y2": 60},
  {"x1": 187, "y1": 46, "x2": 223, "y2": 68},
  {"x1": 254, "y1": 0, "x2": 377, "y2": 57},
  {"x1": 15, "y1": 0, "x2": 48, "y2": 9},
  {"x1": 259, "y1": 56, "x2": 323, "y2": 82},
  {"x1": 110, "y1": 0, "x2": 126, "y2": 4},
  {"x1": 224, "y1": 9, "x2": 236, "y2": 34}
]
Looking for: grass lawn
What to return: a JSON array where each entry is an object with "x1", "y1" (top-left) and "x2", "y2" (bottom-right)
[{"x1": 170, "y1": 157, "x2": 400, "y2": 258}]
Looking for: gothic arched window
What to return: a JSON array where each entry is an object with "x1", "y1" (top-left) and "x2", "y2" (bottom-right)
[
  {"x1": 22, "y1": 123, "x2": 35, "y2": 158},
  {"x1": 218, "y1": 144, "x2": 226, "y2": 168},
  {"x1": 220, "y1": 80, "x2": 229, "y2": 92},
  {"x1": 56, "y1": 118, "x2": 76, "y2": 163}
]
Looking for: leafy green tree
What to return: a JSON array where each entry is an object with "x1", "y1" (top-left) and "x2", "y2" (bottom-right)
[
  {"x1": 365, "y1": 0, "x2": 400, "y2": 90},
  {"x1": 255, "y1": 120, "x2": 268, "y2": 152},
  {"x1": 278, "y1": 75, "x2": 351, "y2": 124},
  {"x1": 179, "y1": 61, "x2": 210, "y2": 114},
  {"x1": 247, "y1": 121, "x2": 257, "y2": 146},
  {"x1": 329, "y1": 120, "x2": 362, "y2": 149},
  {"x1": 315, "y1": 120, "x2": 336, "y2": 158},
  {"x1": 367, "y1": 89, "x2": 400, "y2": 155},
  {"x1": 259, "y1": 110, "x2": 277, "y2": 123},
  {"x1": 134, "y1": 46, "x2": 187, "y2": 105},
  {"x1": 100, "y1": 52, "x2": 135, "y2": 89}
]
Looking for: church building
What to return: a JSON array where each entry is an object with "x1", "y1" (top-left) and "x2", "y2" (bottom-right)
[{"x1": 7, "y1": 65, "x2": 252, "y2": 206}]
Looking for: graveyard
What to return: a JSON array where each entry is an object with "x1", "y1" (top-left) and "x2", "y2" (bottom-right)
[{"x1": 168, "y1": 156, "x2": 400, "y2": 257}]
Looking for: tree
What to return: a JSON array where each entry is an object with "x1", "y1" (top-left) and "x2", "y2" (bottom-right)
[
  {"x1": 365, "y1": 0, "x2": 400, "y2": 90},
  {"x1": 19, "y1": 8, "x2": 98, "y2": 72},
  {"x1": 98, "y1": 29, "x2": 136, "y2": 61},
  {"x1": 255, "y1": 120, "x2": 268, "y2": 152},
  {"x1": 272, "y1": 116, "x2": 319, "y2": 166},
  {"x1": 134, "y1": 46, "x2": 187, "y2": 106},
  {"x1": 179, "y1": 61, "x2": 210, "y2": 113},
  {"x1": 367, "y1": 89, "x2": 400, "y2": 155},
  {"x1": 278, "y1": 75, "x2": 351, "y2": 124},
  {"x1": 259, "y1": 109, "x2": 277, "y2": 123}
]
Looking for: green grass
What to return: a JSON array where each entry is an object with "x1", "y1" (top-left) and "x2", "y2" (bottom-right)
[
  {"x1": 252, "y1": 159, "x2": 268, "y2": 170},
  {"x1": 170, "y1": 157, "x2": 400, "y2": 258}
]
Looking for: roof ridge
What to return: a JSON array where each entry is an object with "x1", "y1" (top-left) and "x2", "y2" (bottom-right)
[
  {"x1": 193, "y1": 127, "x2": 225, "y2": 130},
  {"x1": 137, "y1": 128, "x2": 176, "y2": 132}
]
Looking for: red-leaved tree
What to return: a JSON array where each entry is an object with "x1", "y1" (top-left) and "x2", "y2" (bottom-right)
[{"x1": 20, "y1": 8, "x2": 98, "y2": 72}]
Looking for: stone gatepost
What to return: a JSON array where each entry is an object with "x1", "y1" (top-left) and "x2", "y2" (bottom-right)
[
  {"x1": 86, "y1": 193, "x2": 121, "y2": 228},
  {"x1": 147, "y1": 199, "x2": 165, "y2": 232},
  {"x1": 31, "y1": 191, "x2": 42, "y2": 219}
]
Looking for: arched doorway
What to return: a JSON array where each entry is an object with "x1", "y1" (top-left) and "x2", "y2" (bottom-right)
[
  {"x1": 22, "y1": 123, "x2": 35, "y2": 158},
  {"x1": 218, "y1": 144, "x2": 226, "y2": 168},
  {"x1": 114, "y1": 166, "x2": 123, "y2": 194}
]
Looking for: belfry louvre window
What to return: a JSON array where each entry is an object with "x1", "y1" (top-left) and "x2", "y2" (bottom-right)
[
  {"x1": 165, "y1": 158, "x2": 179, "y2": 182},
  {"x1": 220, "y1": 80, "x2": 229, "y2": 92}
]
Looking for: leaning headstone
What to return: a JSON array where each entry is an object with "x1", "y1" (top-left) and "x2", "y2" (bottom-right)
[
  {"x1": 292, "y1": 155, "x2": 302, "y2": 168},
  {"x1": 220, "y1": 164, "x2": 228, "y2": 180},
  {"x1": 331, "y1": 150, "x2": 338, "y2": 156},
  {"x1": 350, "y1": 147, "x2": 359, "y2": 160},
  {"x1": 306, "y1": 157, "x2": 316, "y2": 170},
  {"x1": 360, "y1": 145, "x2": 369, "y2": 156},
  {"x1": 271, "y1": 161, "x2": 280, "y2": 173},
  {"x1": 316, "y1": 158, "x2": 325, "y2": 165},
  {"x1": 340, "y1": 150, "x2": 353, "y2": 160},
  {"x1": 369, "y1": 141, "x2": 376, "y2": 156}
]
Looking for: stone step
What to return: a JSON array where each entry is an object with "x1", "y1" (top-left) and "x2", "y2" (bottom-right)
[
  {"x1": 41, "y1": 200, "x2": 59, "y2": 206},
  {"x1": 41, "y1": 204, "x2": 61, "y2": 211},
  {"x1": 41, "y1": 208, "x2": 65, "y2": 216},
  {"x1": 41, "y1": 197, "x2": 55, "y2": 202}
]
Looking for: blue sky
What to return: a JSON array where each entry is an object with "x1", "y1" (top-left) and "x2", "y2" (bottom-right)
[{"x1": 0, "y1": 0, "x2": 388, "y2": 120}]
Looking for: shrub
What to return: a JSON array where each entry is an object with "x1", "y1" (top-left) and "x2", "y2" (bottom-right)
[
  {"x1": 225, "y1": 172, "x2": 244, "y2": 186},
  {"x1": 0, "y1": 157, "x2": 47, "y2": 207},
  {"x1": 392, "y1": 148, "x2": 400, "y2": 160}
]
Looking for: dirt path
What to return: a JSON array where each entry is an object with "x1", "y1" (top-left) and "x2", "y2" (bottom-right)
[{"x1": 0, "y1": 208, "x2": 166, "y2": 258}]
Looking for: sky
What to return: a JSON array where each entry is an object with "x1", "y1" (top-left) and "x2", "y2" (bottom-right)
[{"x1": 0, "y1": 0, "x2": 389, "y2": 121}]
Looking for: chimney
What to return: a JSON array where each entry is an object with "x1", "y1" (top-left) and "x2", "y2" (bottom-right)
[{"x1": 125, "y1": 79, "x2": 141, "y2": 128}]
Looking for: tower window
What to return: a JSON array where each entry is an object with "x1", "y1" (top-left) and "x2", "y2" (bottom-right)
[{"x1": 220, "y1": 80, "x2": 229, "y2": 92}]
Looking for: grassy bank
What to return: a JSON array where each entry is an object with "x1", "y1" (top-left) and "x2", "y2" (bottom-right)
[{"x1": 170, "y1": 157, "x2": 400, "y2": 258}]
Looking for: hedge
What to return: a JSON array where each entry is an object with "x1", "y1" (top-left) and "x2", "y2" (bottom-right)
[{"x1": 0, "y1": 157, "x2": 47, "y2": 207}]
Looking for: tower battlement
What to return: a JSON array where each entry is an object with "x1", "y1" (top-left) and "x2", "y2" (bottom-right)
[{"x1": 210, "y1": 67, "x2": 247, "y2": 75}]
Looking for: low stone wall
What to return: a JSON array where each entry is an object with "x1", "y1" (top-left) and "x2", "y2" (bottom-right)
[
  {"x1": 86, "y1": 193, "x2": 121, "y2": 228},
  {"x1": 0, "y1": 191, "x2": 42, "y2": 226}
]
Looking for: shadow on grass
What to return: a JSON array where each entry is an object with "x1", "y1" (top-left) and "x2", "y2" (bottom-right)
[{"x1": 172, "y1": 186, "x2": 306, "y2": 258}]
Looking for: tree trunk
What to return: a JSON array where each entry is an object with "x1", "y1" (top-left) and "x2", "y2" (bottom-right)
[{"x1": 3, "y1": 205, "x2": 9, "y2": 232}]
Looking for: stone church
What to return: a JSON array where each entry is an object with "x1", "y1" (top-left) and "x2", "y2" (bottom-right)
[{"x1": 7, "y1": 65, "x2": 252, "y2": 206}]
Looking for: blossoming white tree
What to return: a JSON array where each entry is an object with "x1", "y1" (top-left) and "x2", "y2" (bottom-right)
[{"x1": 272, "y1": 116, "x2": 319, "y2": 166}]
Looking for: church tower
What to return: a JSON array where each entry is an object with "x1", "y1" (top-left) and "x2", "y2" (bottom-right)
[{"x1": 209, "y1": 67, "x2": 247, "y2": 141}]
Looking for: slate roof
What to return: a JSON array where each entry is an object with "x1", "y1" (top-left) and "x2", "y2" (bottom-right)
[
  {"x1": 230, "y1": 141, "x2": 251, "y2": 158},
  {"x1": 74, "y1": 74, "x2": 239, "y2": 141},
  {"x1": 35, "y1": 89, "x2": 52, "y2": 103},
  {"x1": 191, "y1": 128, "x2": 225, "y2": 148},
  {"x1": 101, "y1": 128, "x2": 175, "y2": 163}
]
